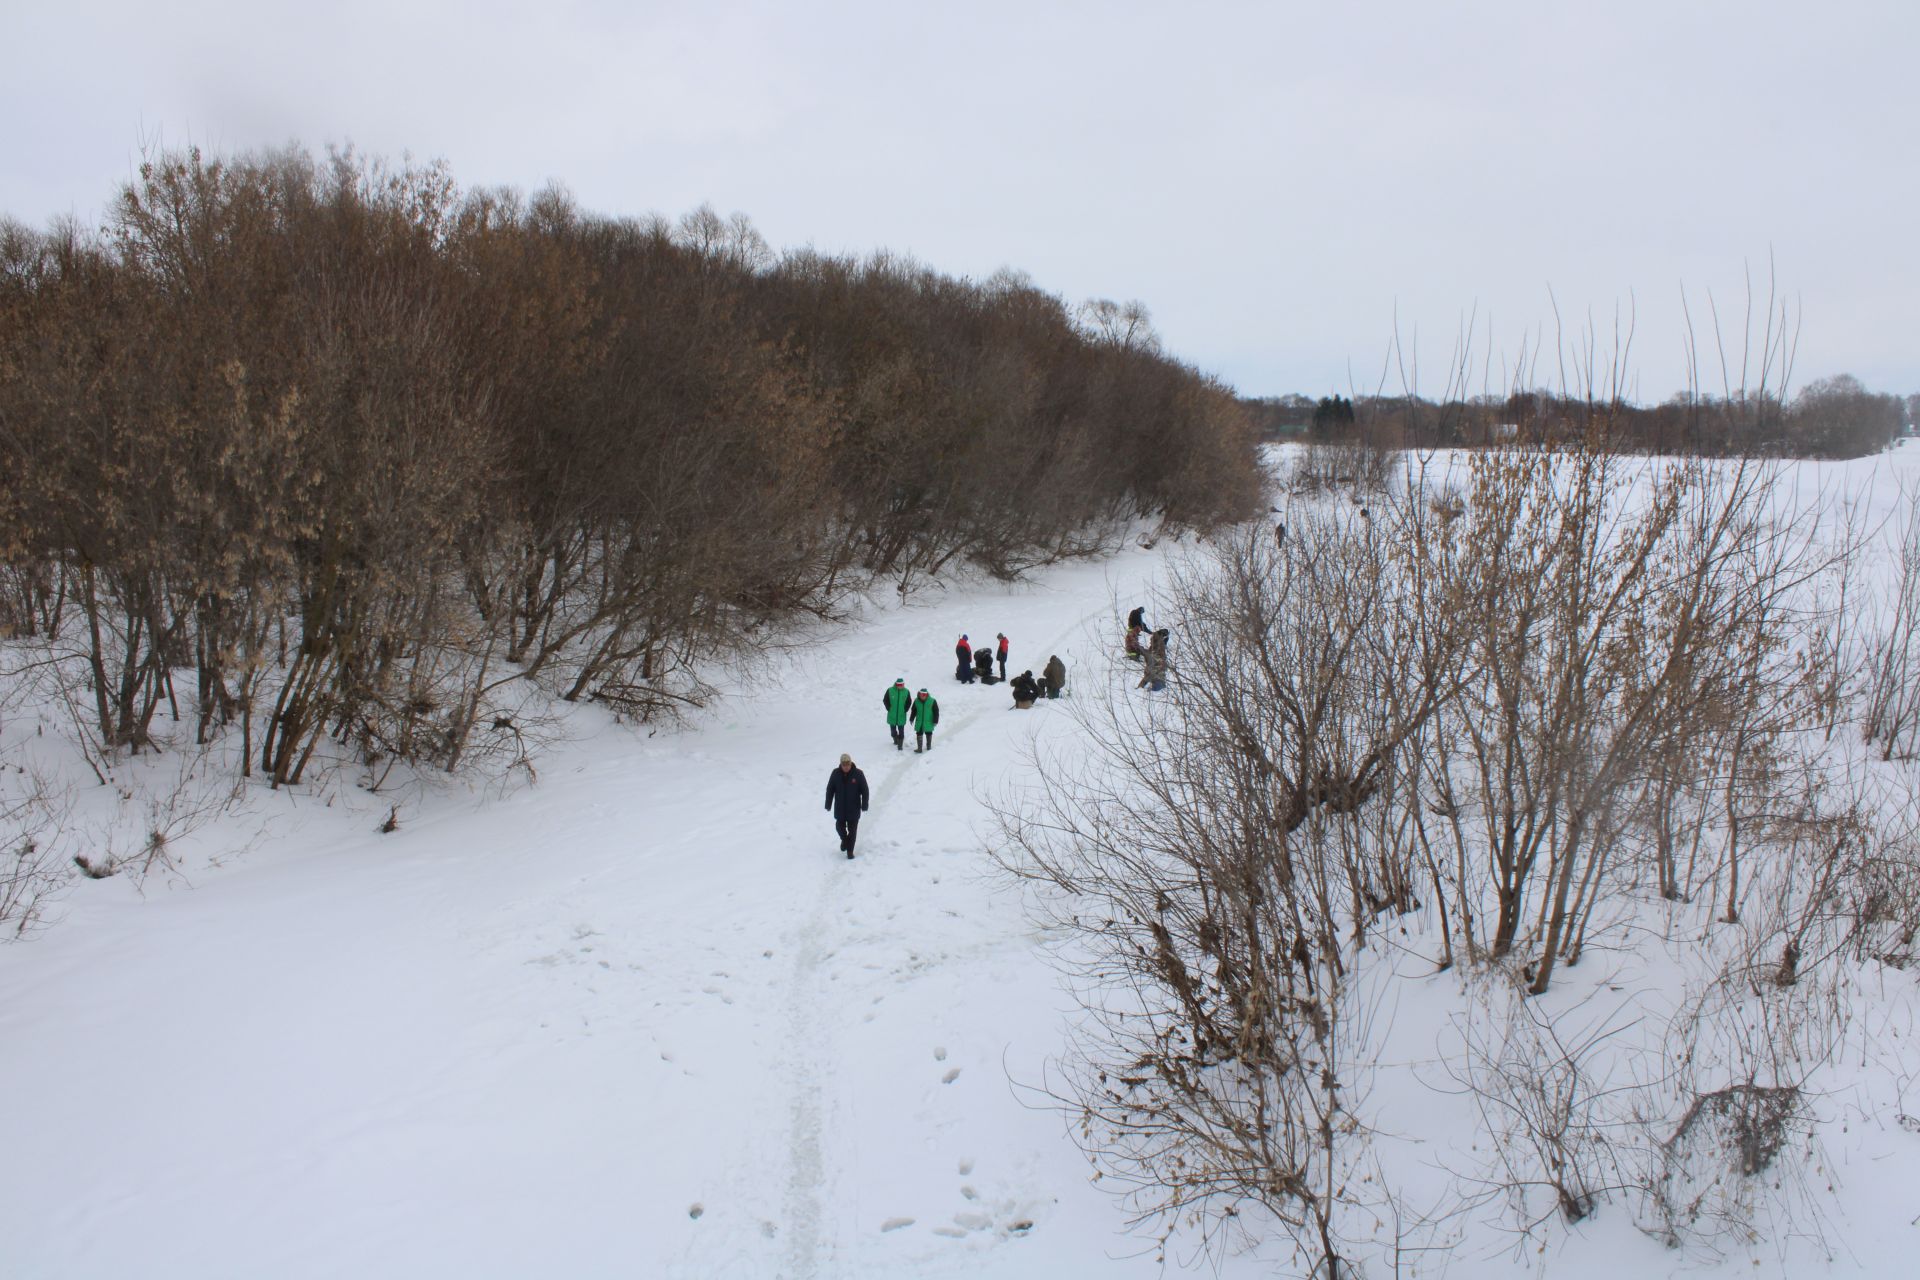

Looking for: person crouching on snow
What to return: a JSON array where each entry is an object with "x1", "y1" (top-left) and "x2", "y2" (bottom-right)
[{"x1": 1043, "y1": 653, "x2": 1066, "y2": 699}]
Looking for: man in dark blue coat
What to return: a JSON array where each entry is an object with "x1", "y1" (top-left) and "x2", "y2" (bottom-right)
[{"x1": 825, "y1": 753, "x2": 870, "y2": 859}]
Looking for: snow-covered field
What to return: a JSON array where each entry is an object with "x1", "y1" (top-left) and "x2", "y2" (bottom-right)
[{"x1": 4, "y1": 447, "x2": 1920, "y2": 1279}]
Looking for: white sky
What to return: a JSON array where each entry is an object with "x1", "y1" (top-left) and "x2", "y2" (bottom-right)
[{"x1": 4, "y1": 0, "x2": 1915, "y2": 401}]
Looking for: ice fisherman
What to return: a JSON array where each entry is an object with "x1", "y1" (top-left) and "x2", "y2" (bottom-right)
[{"x1": 1139, "y1": 628, "x2": 1170, "y2": 692}]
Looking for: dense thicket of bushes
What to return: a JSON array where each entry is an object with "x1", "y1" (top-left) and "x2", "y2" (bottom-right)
[
  {"x1": 996, "y1": 437, "x2": 1916, "y2": 1271},
  {"x1": 0, "y1": 146, "x2": 1261, "y2": 782}
]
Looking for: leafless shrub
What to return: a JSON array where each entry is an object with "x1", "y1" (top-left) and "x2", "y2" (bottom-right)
[
  {"x1": 1289, "y1": 438, "x2": 1398, "y2": 497},
  {"x1": 1452, "y1": 982, "x2": 1642, "y2": 1233},
  {"x1": 1862, "y1": 487, "x2": 1920, "y2": 760},
  {"x1": 1654, "y1": 964, "x2": 1838, "y2": 1257},
  {"x1": 989, "y1": 518, "x2": 1440, "y2": 1275},
  {"x1": 0, "y1": 763, "x2": 73, "y2": 935}
]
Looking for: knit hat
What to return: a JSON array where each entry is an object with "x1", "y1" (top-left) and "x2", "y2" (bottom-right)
[
  {"x1": 894, "y1": 677, "x2": 905, "y2": 684},
  {"x1": 917, "y1": 688, "x2": 928, "y2": 694},
  {"x1": 839, "y1": 753, "x2": 852, "y2": 765}
]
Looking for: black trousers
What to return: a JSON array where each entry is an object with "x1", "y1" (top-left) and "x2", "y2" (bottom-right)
[
  {"x1": 836, "y1": 817, "x2": 860, "y2": 853},
  {"x1": 889, "y1": 724, "x2": 905, "y2": 747},
  {"x1": 997, "y1": 655, "x2": 1007, "y2": 680}
]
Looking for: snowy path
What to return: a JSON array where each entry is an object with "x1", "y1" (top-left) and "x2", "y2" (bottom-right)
[{"x1": 0, "y1": 554, "x2": 1185, "y2": 1279}]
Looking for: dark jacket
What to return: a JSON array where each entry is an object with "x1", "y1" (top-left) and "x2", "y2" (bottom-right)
[
  {"x1": 974, "y1": 649, "x2": 994, "y2": 677},
  {"x1": 1127, "y1": 606, "x2": 1148, "y2": 631},
  {"x1": 1010, "y1": 671, "x2": 1040, "y2": 703},
  {"x1": 825, "y1": 766, "x2": 870, "y2": 821},
  {"x1": 1043, "y1": 655, "x2": 1066, "y2": 691}
]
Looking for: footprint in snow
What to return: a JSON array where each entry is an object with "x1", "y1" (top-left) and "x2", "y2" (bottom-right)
[
  {"x1": 960, "y1": 1185, "x2": 978, "y2": 1200},
  {"x1": 942, "y1": 1068, "x2": 961, "y2": 1084},
  {"x1": 933, "y1": 1046, "x2": 947, "y2": 1061},
  {"x1": 931, "y1": 1227, "x2": 967, "y2": 1239},
  {"x1": 958, "y1": 1158, "x2": 975, "y2": 1175},
  {"x1": 953, "y1": 1212, "x2": 993, "y2": 1231},
  {"x1": 688, "y1": 1203, "x2": 704, "y2": 1220},
  {"x1": 880, "y1": 1217, "x2": 915, "y2": 1232}
]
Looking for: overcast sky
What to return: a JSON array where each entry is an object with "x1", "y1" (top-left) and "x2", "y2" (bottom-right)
[{"x1": 5, "y1": 0, "x2": 1914, "y2": 400}]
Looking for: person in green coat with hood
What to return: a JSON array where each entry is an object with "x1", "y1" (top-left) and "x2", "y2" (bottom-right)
[
  {"x1": 882, "y1": 677, "x2": 912, "y2": 750},
  {"x1": 912, "y1": 688, "x2": 940, "y2": 752}
]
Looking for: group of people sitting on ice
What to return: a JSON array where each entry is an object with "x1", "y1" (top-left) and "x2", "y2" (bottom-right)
[{"x1": 952, "y1": 633, "x2": 1067, "y2": 709}]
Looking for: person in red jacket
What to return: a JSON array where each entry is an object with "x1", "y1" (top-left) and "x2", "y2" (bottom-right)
[
  {"x1": 955, "y1": 634, "x2": 974, "y2": 683},
  {"x1": 995, "y1": 632, "x2": 1009, "y2": 681}
]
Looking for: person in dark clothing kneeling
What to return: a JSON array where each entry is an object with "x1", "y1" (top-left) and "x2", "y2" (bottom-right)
[
  {"x1": 1042, "y1": 654, "x2": 1066, "y2": 699},
  {"x1": 1010, "y1": 670, "x2": 1040, "y2": 708},
  {"x1": 974, "y1": 648, "x2": 996, "y2": 684},
  {"x1": 825, "y1": 753, "x2": 870, "y2": 858}
]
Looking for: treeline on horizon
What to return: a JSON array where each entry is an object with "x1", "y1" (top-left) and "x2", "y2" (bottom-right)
[
  {"x1": 1244, "y1": 378, "x2": 1916, "y2": 458},
  {"x1": 0, "y1": 145, "x2": 1262, "y2": 784}
]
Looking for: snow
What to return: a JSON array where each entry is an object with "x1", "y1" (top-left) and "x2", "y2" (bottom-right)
[{"x1": 4, "y1": 448, "x2": 1920, "y2": 1278}]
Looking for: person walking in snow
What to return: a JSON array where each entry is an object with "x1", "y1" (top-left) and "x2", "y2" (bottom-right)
[
  {"x1": 1138, "y1": 628, "x2": 1170, "y2": 692},
  {"x1": 881, "y1": 677, "x2": 911, "y2": 751},
  {"x1": 1043, "y1": 653, "x2": 1066, "y2": 700},
  {"x1": 955, "y1": 634, "x2": 974, "y2": 684},
  {"x1": 825, "y1": 753, "x2": 870, "y2": 859},
  {"x1": 912, "y1": 688, "x2": 940, "y2": 752},
  {"x1": 995, "y1": 633, "x2": 1010, "y2": 682}
]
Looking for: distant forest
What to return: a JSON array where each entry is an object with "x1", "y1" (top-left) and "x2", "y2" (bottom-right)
[
  {"x1": 0, "y1": 146, "x2": 1261, "y2": 782},
  {"x1": 1243, "y1": 378, "x2": 1916, "y2": 458}
]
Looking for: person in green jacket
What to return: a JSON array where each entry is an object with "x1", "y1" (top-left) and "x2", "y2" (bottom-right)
[
  {"x1": 912, "y1": 688, "x2": 940, "y2": 753},
  {"x1": 882, "y1": 677, "x2": 912, "y2": 750}
]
